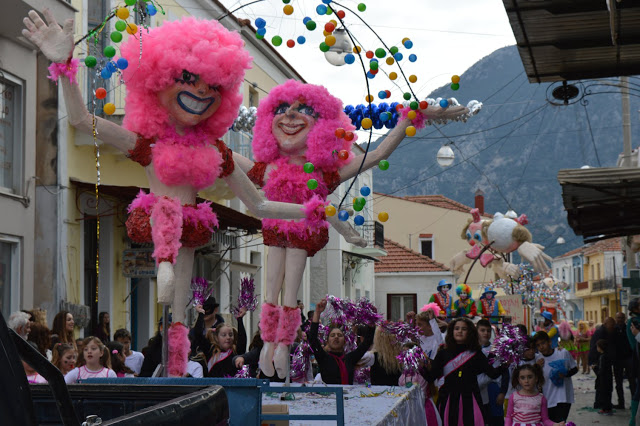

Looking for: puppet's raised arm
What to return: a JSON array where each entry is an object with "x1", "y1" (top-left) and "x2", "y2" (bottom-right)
[
  {"x1": 23, "y1": 9, "x2": 136, "y2": 153},
  {"x1": 338, "y1": 103, "x2": 468, "y2": 181},
  {"x1": 326, "y1": 215, "x2": 367, "y2": 247}
]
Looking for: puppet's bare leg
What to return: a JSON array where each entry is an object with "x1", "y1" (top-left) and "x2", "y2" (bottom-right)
[
  {"x1": 152, "y1": 197, "x2": 183, "y2": 305},
  {"x1": 274, "y1": 248, "x2": 307, "y2": 378},
  {"x1": 172, "y1": 247, "x2": 195, "y2": 324},
  {"x1": 259, "y1": 247, "x2": 286, "y2": 377}
]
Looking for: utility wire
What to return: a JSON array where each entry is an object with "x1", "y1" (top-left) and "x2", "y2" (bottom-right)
[{"x1": 582, "y1": 102, "x2": 602, "y2": 167}]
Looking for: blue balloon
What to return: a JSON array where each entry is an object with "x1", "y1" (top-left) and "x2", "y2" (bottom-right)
[
  {"x1": 106, "y1": 61, "x2": 117, "y2": 73},
  {"x1": 338, "y1": 210, "x2": 349, "y2": 221},
  {"x1": 354, "y1": 215, "x2": 365, "y2": 226},
  {"x1": 378, "y1": 90, "x2": 386, "y2": 99},
  {"x1": 344, "y1": 53, "x2": 355, "y2": 64},
  {"x1": 116, "y1": 58, "x2": 128, "y2": 69},
  {"x1": 409, "y1": 54, "x2": 417, "y2": 62},
  {"x1": 322, "y1": 0, "x2": 332, "y2": 4},
  {"x1": 297, "y1": 36, "x2": 306, "y2": 44},
  {"x1": 100, "y1": 68, "x2": 112, "y2": 79},
  {"x1": 303, "y1": 16, "x2": 311, "y2": 24},
  {"x1": 404, "y1": 40, "x2": 413, "y2": 49},
  {"x1": 380, "y1": 111, "x2": 389, "y2": 122},
  {"x1": 360, "y1": 186, "x2": 371, "y2": 196},
  {"x1": 255, "y1": 18, "x2": 266, "y2": 28},
  {"x1": 257, "y1": 27, "x2": 267, "y2": 36},
  {"x1": 146, "y1": 4, "x2": 157, "y2": 16},
  {"x1": 394, "y1": 52, "x2": 403, "y2": 61},
  {"x1": 370, "y1": 58, "x2": 378, "y2": 63},
  {"x1": 439, "y1": 99, "x2": 449, "y2": 108},
  {"x1": 366, "y1": 71, "x2": 375, "y2": 79},
  {"x1": 316, "y1": 4, "x2": 327, "y2": 14}
]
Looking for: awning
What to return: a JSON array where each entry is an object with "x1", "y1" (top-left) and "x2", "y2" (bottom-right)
[
  {"x1": 502, "y1": 0, "x2": 640, "y2": 83},
  {"x1": 71, "y1": 180, "x2": 262, "y2": 233},
  {"x1": 557, "y1": 167, "x2": 640, "y2": 242}
]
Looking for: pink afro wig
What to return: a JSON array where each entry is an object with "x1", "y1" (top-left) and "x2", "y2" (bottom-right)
[
  {"x1": 558, "y1": 320, "x2": 573, "y2": 340},
  {"x1": 120, "y1": 17, "x2": 252, "y2": 140},
  {"x1": 252, "y1": 80, "x2": 355, "y2": 172}
]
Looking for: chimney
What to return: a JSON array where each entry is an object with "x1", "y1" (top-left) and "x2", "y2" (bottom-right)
[{"x1": 474, "y1": 189, "x2": 485, "y2": 215}]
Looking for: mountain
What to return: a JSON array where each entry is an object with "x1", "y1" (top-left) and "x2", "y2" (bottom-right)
[{"x1": 371, "y1": 45, "x2": 640, "y2": 258}]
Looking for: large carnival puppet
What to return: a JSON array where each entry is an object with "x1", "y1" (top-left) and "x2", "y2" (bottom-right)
[
  {"x1": 22, "y1": 11, "x2": 314, "y2": 375},
  {"x1": 231, "y1": 80, "x2": 474, "y2": 378},
  {"x1": 428, "y1": 279, "x2": 453, "y2": 318},
  {"x1": 450, "y1": 208, "x2": 552, "y2": 279}
]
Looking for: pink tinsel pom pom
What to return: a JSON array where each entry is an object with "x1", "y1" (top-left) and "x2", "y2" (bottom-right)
[
  {"x1": 47, "y1": 58, "x2": 80, "y2": 85},
  {"x1": 167, "y1": 323, "x2": 189, "y2": 377},
  {"x1": 234, "y1": 365, "x2": 251, "y2": 378},
  {"x1": 421, "y1": 302, "x2": 441, "y2": 316},
  {"x1": 566, "y1": 422, "x2": 575, "y2": 426},
  {"x1": 399, "y1": 106, "x2": 427, "y2": 130}
]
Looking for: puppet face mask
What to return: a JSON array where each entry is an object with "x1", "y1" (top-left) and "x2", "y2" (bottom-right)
[
  {"x1": 158, "y1": 70, "x2": 221, "y2": 128},
  {"x1": 271, "y1": 101, "x2": 317, "y2": 156}
]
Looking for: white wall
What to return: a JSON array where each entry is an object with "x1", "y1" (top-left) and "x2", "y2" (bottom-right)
[{"x1": 375, "y1": 272, "x2": 455, "y2": 319}]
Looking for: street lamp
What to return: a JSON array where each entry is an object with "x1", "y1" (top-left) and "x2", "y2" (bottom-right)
[
  {"x1": 556, "y1": 237, "x2": 566, "y2": 245},
  {"x1": 324, "y1": 29, "x2": 351, "y2": 66},
  {"x1": 436, "y1": 145, "x2": 455, "y2": 167}
]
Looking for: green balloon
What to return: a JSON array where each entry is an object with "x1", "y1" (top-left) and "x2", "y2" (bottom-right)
[
  {"x1": 451, "y1": 83, "x2": 460, "y2": 91},
  {"x1": 303, "y1": 162, "x2": 315, "y2": 173},
  {"x1": 103, "y1": 46, "x2": 116, "y2": 58},
  {"x1": 84, "y1": 56, "x2": 97, "y2": 68},
  {"x1": 110, "y1": 32, "x2": 123, "y2": 43},
  {"x1": 319, "y1": 42, "x2": 330, "y2": 52},
  {"x1": 370, "y1": 61, "x2": 378, "y2": 71},
  {"x1": 390, "y1": 46, "x2": 399, "y2": 55},
  {"x1": 272, "y1": 36, "x2": 283, "y2": 46},
  {"x1": 410, "y1": 101, "x2": 419, "y2": 110},
  {"x1": 354, "y1": 203, "x2": 364, "y2": 212},
  {"x1": 307, "y1": 179, "x2": 319, "y2": 190},
  {"x1": 326, "y1": 7, "x2": 333, "y2": 15},
  {"x1": 306, "y1": 20, "x2": 316, "y2": 31},
  {"x1": 378, "y1": 160, "x2": 390, "y2": 170},
  {"x1": 356, "y1": 197, "x2": 366, "y2": 206},
  {"x1": 375, "y1": 48, "x2": 386, "y2": 58},
  {"x1": 403, "y1": 92, "x2": 411, "y2": 100},
  {"x1": 282, "y1": 0, "x2": 291, "y2": 3},
  {"x1": 115, "y1": 20, "x2": 127, "y2": 32},
  {"x1": 125, "y1": 0, "x2": 136, "y2": 5},
  {"x1": 358, "y1": 3, "x2": 366, "y2": 12},
  {"x1": 256, "y1": 34, "x2": 264, "y2": 40}
]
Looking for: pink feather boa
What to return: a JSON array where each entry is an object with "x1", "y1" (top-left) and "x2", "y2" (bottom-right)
[
  {"x1": 167, "y1": 323, "x2": 190, "y2": 377},
  {"x1": 127, "y1": 190, "x2": 157, "y2": 214},
  {"x1": 47, "y1": 58, "x2": 79, "y2": 85},
  {"x1": 421, "y1": 302, "x2": 441, "y2": 316},
  {"x1": 399, "y1": 106, "x2": 428, "y2": 130},
  {"x1": 252, "y1": 80, "x2": 356, "y2": 171},
  {"x1": 151, "y1": 196, "x2": 183, "y2": 264},
  {"x1": 183, "y1": 202, "x2": 219, "y2": 231}
]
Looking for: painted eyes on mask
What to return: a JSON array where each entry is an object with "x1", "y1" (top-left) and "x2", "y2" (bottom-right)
[
  {"x1": 474, "y1": 231, "x2": 482, "y2": 242},
  {"x1": 274, "y1": 102, "x2": 317, "y2": 117},
  {"x1": 175, "y1": 70, "x2": 220, "y2": 91}
]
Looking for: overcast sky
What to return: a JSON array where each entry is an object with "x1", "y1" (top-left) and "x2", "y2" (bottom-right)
[{"x1": 219, "y1": 0, "x2": 516, "y2": 106}]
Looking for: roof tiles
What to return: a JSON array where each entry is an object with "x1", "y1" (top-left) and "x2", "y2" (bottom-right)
[{"x1": 375, "y1": 238, "x2": 450, "y2": 273}]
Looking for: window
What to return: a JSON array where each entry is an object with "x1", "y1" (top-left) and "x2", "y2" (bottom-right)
[
  {"x1": 597, "y1": 263, "x2": 601, "y2": 279},
  {"x1": 387, "y1": 293, "x2": 416, "y2": 321},
  {"x1": 419, "y1": 234, "x2": 433, "y2": 259},
  {"x1": 0, "y1": 71, "x2": 24, "y2": 193},
  {"x1": 249, "y1": 86, "x2": 259, "y2": 108},
  {"x1": 0, "y1": 237, "x2": 20, "y2": 313},
  {"x1": 590, "y1": 265, "x2": 594, "y2": 280}
]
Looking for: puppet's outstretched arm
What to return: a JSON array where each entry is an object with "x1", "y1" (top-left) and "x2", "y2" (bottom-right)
[
  {"x1": 326, "y1": 215, "x2": 367, "y2": 247},
  {"x1": 23, "y1": 9, "x2": 136, "y2": 153}
]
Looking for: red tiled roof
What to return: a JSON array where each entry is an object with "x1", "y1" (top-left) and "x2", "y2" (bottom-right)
[
  {"x1": 554, "y1": 237, "x2": 622, "y2": 260},
  {"x1": 556, "y1": 246, "x2": 585, "y2": 259},
  {"x1": 375, "y1": 238, "x2": 450, "y2": 273},
  {"x1": 374, "y1": 192, "x2": 493, "y2": 218}
]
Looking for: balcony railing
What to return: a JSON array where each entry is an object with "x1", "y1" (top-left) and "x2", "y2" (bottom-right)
[
  {"x1": 592, "y1": 278, "x2": 616, "y2": 292},
  {"x1": 576, "y1": 281, "x2": 589, "y2": 291},
  {"x1": 356, "y1": 220, "x2": 384, "y2": 249}
]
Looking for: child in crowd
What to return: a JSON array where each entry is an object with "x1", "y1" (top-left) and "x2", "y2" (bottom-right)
[
  {"x1": 51, "y1": 343, "x2": 77, "y2": 376},
  {"x1": 24, "y1": 341, "x2": 47, "y2": 384},
  {"x1": 64, "y1": 336, "x2": 117, "y2": 383},
  {"x1": 592, "y1": 339, "x2": 614, "y2": 415},
  {"x1": 476, "y1": 320, "x2": 507, "y2": 426},
  {"x1": 107, "y1": 341, "x2": 136, "y2": 378},
  {"x1": 205, "y1": 308, "x2": 247, "y2": 377},
  {"x1": 558, "y1": 321, "x2": 577, "y2": 360},
  {"x1": 425, "y1": 318, "x2": 505, "y2": 426},
  {"x1": 533, "y1": 331, "x2": 578, "y2": 423},
  {"x1": 114, "y1": 328, "x2": 144, "y2": 375},
  {"x1": 416, "y1": 309, "x2": 445, "y2": 360},
  {"x1": 505, "y1": 364, "x2": 565, "y2": 426},
  {"x1": 369, "y1": 326, "x2": 402, "y2": 386},
  {"x1": 574, "y1": 321, "x2": 591, "y2": 374},
  {"x1": 505, "y1": 338, "x2": 536, "y2": 406},
  {"x1": 398, "y1": 342, "x2": 441, "y2": 425}
]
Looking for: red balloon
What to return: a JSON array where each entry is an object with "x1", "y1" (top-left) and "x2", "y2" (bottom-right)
[
  {"x1": 287, "y1": 39, "x2": 295, "y2": 48},
  {"x1": 338, "y1": 149, "x2": 349, "y2": 160},
  {"x1": 336, "y1": 10, "x2": 346, "y2": 19},
  {"x1": 335, "y1": 128, "x2": 346, "y2": 138},
  {"x1": 419, "y1": 100, "x2": 428, "y2": 109},
  {"x1": 365, "y1": 51, "x2": 374, "y2": 59},
  {"x1": 324, "y1": 22, "x2": 335, "y2": 33},
  {"x1": 385, "y1": 90, "x2": 391, "y2": 98},
  {"x1": 370, "y1": 68, "x2": 378, "y2": 75},
  {"x1": 395, "y1": 104, "x2": 404, "y2": 112},
  {"x1": 95, "y1": 88, "x2": 107, "y2": 99},
  {"x1": 344, "y1": 132, "x2": 355, "y2": 141}
]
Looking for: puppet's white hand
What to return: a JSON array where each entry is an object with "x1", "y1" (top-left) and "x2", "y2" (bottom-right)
[{"x1": 22, "y1": 9, "x2": 74, "y2": 63}]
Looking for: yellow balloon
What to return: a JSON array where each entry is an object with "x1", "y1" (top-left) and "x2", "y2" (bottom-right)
[
  {"x1": 401, "y1": 37, "x2": 410, "y2": 45},
  {"x1": 283, "y1": 5, "x2": 294, "y2": 15},
  {"x1": 365, "y1": 94, "x2": 374, "y2": 103},
  {"x1": 407, "y1": 111, "x2": 417, "y2": 120},
  {"x1": 451, "y1": 75, "x2": 460, "y2": 84},
  {"x1": 405, "y1": 126, "x2": 416, "y2": 137},
  {"x1": 116, "y1": 7, "x2": 129, "y2": 20},
  {"x1": 378, "y1": 211, "x2": 389, "y2": 222},
  {"x1": 361, "y1": 118, "x2": 373, "y2": 129},
  {"x1": 389, "y1": 72, "x2": 397, "y2": 81},
  {"x1": 409, "y1": 75, "x2": 417, "y2": 83},
  {"x1": 353, "y1": 46, "x2": 362, "y2": 53},
  {"x1": 323, "y1": 30, "x2": 332, "y2": 37},
  {"x1": 325, "y1": 35, "x2": 336, "y2": 46},
  {"x1": 330, "y1": 19, "x2": 338, "y2": 26},
  {"x1": 103, "y1": 103, "x2": 116, "y2": 115},
  {"x1": 325, "y1": 205, "x2": 336, "y2": 217},
  {"x1": 126, "y1": 23, "x2": 138, "y2": 35},
  {"x1": 386, "y1": 57, "x2": 395, "y2": 65}
]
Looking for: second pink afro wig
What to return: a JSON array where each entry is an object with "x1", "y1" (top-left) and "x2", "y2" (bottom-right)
[
  {"x1": 120, "y1": 17, "x2": 252, "y2": 140},
  {"x1": 252, "y1": 80, "x2": 356, "y2": 172}
]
